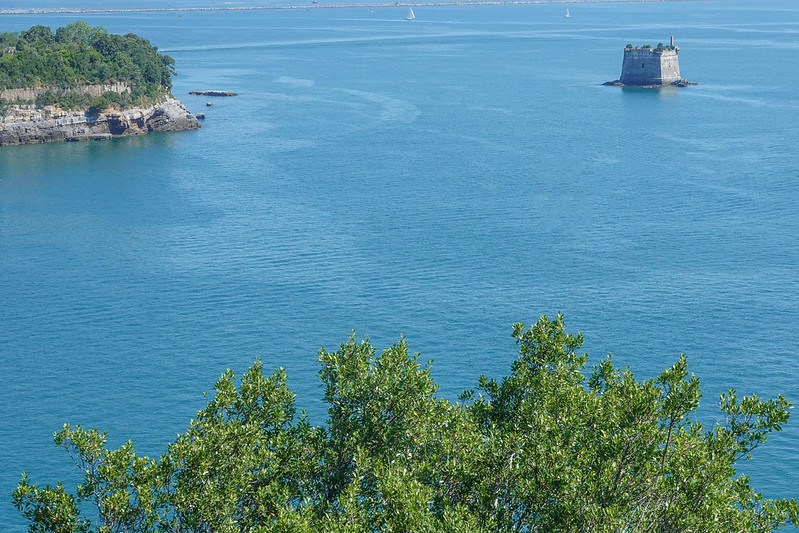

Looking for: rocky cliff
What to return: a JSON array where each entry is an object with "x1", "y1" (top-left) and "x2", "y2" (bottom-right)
[
  {"x1": 0, "y1": 97, "x2": 199, "y2": 146},
  {"x1": 0, "y1": 83, "x2": 132, "y2": 103}
]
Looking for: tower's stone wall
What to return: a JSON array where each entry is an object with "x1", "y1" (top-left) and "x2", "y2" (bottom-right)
[
  {"x1": 619, "y1": 48, "x2": 681, "y2": 86},
  {"x1": 658, "y1": 51, "x2": 681, "y2": 84}
]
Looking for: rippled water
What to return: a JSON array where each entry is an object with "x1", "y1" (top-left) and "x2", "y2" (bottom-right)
[{"x1": 2, "y1": 0, "x2": 798, "y2": 527}]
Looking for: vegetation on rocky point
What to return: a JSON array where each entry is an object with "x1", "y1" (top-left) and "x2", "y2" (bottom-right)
[{"x1": 0, "y1": 21, "x2": 175, "y2": 113}]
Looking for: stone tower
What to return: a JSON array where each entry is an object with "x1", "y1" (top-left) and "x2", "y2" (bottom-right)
[{"x1": 618, "y1": 37, "x2": 681, "y2": 86}]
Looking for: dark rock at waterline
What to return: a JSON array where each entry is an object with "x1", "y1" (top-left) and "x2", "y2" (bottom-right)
[
  {"x1": 602, "y1": 78, "x2": 697, "y2": 88},
  {"x1": 189, "y1": 90, "x2": 238, "y2": 96}
]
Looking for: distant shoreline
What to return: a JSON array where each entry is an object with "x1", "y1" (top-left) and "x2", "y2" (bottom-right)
[{"x1": 0, "y1": 0, "x2": 707, "y2": 15}]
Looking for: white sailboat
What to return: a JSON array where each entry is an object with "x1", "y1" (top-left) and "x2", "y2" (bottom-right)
[
  {"x1": 564, "y1": 8, "x2": 570, "y2": 18},
  {"x1": 406, "y1": 7, "x2": 415, "y2": 20}
]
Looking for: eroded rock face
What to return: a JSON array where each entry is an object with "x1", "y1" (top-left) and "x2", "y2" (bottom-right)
[
  {"x1": 145, "y1": 100, "x2": 200, "y2": 132},
  {"x1": 0, "y1": 97, "x2": 199, "y2": 146},
  {"x1": 0, "y1": 83, "x2": 132, "y2": 103}
]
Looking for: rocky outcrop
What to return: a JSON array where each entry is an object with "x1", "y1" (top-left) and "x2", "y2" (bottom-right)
[
  {"x1": 0, "y1": 97, "x2": 199, "y2": 146},
  {"x1": 189, "y1": 90, "x2": 238, "y2": 96},
  {"x1": 602, "y1": 78, "x2": 697, "y2": 88}
]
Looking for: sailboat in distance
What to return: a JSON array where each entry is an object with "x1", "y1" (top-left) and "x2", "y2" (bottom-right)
[
  {"x1": 564, "y1": 8, "x2": 570, "y2": 18},
  {"x1": 406, "y1": 7, "x2": 415, "y2": 20}
]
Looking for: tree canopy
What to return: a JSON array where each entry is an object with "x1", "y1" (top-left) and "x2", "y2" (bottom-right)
[
  {"x1": 14, "y1": 315, "x2": 799, "y2": 531},
  {"x1": 0, "y1": 21, "x2": 175, "y2": 110}
]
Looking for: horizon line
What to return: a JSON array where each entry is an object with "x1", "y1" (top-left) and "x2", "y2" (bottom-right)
[{"x1": 0, "y1": 0, "x2": 709, "y2": 15}]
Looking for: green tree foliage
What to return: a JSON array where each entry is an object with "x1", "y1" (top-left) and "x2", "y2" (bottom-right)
[
  {"x1": 0, "y1": 22, "x2": 175, "y2": 110},
  {"x1": 14, "y1": 316, "x2": 799, "y2": 531}
]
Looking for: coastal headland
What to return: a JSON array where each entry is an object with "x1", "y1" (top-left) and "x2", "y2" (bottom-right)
[{"x1": 0, "y1": 22, "x2": 199, "y2": 146}]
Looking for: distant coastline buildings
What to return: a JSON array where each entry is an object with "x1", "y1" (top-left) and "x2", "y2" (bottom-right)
[{"x1": 0, "y1": 1, "x2": 712, "y2": 15}]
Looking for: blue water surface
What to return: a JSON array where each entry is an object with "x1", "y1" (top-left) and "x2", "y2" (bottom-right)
[{"x1": 2, "y1": 0, "x2": 798, "y2": 528}]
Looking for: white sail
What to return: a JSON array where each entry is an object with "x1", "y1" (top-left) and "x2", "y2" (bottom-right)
[
  {"x1": 564, "y1": 9, "x2": 570, "y2": 18},
  {"x1": 406, "y1": 7, "x2": 415, "y2": 20}
]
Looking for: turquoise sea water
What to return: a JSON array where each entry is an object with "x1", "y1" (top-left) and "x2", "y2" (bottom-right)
[{"x1": 2, "y1": 0, "x2": 799, "y2": 527}]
